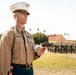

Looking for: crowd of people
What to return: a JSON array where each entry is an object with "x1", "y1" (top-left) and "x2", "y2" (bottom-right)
[{"x1": 47, "y1": 42, "x2": 76, "y2": 54}]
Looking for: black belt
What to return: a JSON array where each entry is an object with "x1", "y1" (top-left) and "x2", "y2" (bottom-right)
[{"x1": 11, "y1": 63, "x2": 32, "y2": 70}]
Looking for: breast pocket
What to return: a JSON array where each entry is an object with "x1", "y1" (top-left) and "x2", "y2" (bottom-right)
[
  {"x1": 27, "y1": 38, "x2": 34, "y2": 50},
  {"x1": 14, "y1": 36, "x2": 24, "y2": 51}
]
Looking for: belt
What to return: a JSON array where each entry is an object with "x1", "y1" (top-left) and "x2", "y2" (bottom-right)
[{"x1": 11, "y1": 63, "x2": 32, "y2": 70}]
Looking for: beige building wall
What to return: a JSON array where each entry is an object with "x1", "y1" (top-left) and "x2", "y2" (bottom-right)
[
  {"x1": 47, "y1": 34, "x2": 67, "y2": 44},
  {"x1": 56, "y1": 35, "x2": 66, "y2": 43}
]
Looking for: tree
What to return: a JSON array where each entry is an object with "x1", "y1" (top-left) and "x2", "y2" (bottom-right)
[
  {"x1": 64, "y1": 33, "x2": 66, "y2": 35},
  {"x1": 37, "y1": 28, "x2": 39, "y2": 32},
  {"x1": 33, "y1": 32, "x2": 48, "y2": 44},
  {"x1": 29, "y1": 28, "x2": 31, "y2": 32},
  {"x1": 43, "y1": 30, "x2": 46, "y2": 33}
]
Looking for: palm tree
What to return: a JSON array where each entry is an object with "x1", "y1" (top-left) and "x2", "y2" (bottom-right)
[
  {"x1": 64, "y1": 33, "x2": 70, "y2": 40},
  {"x1": 37, "y1": 28, "x2": 39, "y2": 32},
  {"x1": 67, "y1": 33, "x2": 69, "y2": 36},
  {"x1": 64, "y1": 33, "x2": 66, "y2": 35},
  {"x1": 29, "y1": 28, "x2": 31, "y2": 32},
  {"x1": 43, "y1": 30, "x2": 46, "y2": 33}
]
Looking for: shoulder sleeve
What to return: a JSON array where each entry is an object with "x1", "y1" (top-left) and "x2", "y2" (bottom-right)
[{"x1": 0, "y1": 27, "x2": 14, "y2": 75}]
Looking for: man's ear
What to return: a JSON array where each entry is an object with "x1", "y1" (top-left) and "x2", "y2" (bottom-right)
[{"x1": 13, "y1": 13, "x2": 17, "y2": 19}]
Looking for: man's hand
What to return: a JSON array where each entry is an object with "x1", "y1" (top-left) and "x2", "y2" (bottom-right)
[
  {"x1": 10, "y1": 66, "x2": 13, "y2": 75},
  {"x1": 36, "y1": 47, "x2": 46, "y2": 56}
]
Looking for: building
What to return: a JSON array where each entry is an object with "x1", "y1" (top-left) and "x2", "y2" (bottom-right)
[
  {"x1": 47, "y1": 34, "x2": 67, "y2": 43},
  {"x1": 47, "y1": 34, "x2": 76, "y2": 44}
]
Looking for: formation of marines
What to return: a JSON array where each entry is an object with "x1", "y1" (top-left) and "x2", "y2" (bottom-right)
[{"x1": 47, "y1": 42, "x2": 76, "y2": 53}]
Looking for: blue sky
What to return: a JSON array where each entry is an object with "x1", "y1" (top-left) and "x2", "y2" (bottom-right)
[{"x1": 0, "y1": 0, "x2": 76, "y2": 40}]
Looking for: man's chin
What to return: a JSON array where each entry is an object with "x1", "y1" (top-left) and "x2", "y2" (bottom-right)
[{"x1": 24, "y1": 22, "x2": 27, "y2": 25}]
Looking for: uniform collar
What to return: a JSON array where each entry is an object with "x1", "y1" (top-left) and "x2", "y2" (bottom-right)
[{"x1": 16, "y1": 25, "x2": 25, "y2": 33}]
